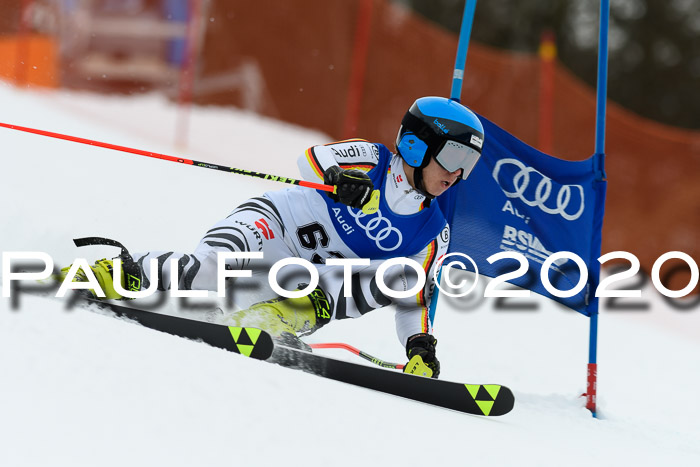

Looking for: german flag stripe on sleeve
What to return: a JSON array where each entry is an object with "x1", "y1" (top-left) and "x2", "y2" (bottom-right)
[
  {"x1": 417, "y1": 239, "x2": 438, "y2": 332},
  {"x1": 305, "y1": 147, "x2": 324, "y2": 180},
  {"x1": 323, "y1": 138, "x2": 369, "y2": 145},
  {"x1": 421, "y1": 306, "x2": 430, "y2": 333},
  {"x1": 338, "y1": 163, "x2": 376, "y2": 172}
]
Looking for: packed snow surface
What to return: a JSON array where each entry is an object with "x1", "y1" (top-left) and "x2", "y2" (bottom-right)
[{"x1": 1, "y1": 83, "x2": 699, "y2": 466}]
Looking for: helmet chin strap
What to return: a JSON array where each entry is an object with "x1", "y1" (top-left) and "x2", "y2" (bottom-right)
[{"x1": 412, "y1": 166, "x2": 435, "y2": 207}]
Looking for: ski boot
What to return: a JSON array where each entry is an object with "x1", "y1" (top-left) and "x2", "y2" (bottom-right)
[
  {"x1": 57, "y1": 237, "x2": 142, "y2": 300},
  {"x1": 223, "y1": 285, "x2": 333, "y2": 351}
]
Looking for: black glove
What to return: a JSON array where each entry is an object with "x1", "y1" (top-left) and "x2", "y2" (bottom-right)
[
  {"x1": 323, "y1": 166, "x2": 374, "y2": 210},
  {"x1": 405, "y1": 333, "x2": 440, "y2": 379}
]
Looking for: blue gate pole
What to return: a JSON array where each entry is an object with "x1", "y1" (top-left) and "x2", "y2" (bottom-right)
[
  {"x1": 450, "y1": 0, "x2": 478, "y2": 102},
  {"x1": 587, "y1": 0, "x2": 610, "y2": 418},
  {"x1": 595, "y1": 0, "x2": 610, "y2": 157},
  {"x1": 429, "y1": 0, "x2": 478, "y2": 326}
]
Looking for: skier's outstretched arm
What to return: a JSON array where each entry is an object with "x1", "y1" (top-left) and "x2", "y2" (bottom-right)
[{"x1": 393, "y1": 224, "x2": 449, "y2": 378}]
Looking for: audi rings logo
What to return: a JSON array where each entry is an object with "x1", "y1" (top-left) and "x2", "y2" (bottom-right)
[
  {"x1": 493, "y1": 158, "x2": 585, "y2": 221},
  {"x1": 349, "y1": 208, "x2": 403, "y2": 252}
]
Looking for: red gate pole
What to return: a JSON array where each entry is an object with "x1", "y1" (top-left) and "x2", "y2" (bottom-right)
[
  {"x1": 537, "y1": 30, "x2": 556, "y2": 154},
  {"x1": 175, "y1": 0, "x2": 203, "y2": 149},
  {"x1": 341, "y1": 0, "x2": 374, "y2": 139}
]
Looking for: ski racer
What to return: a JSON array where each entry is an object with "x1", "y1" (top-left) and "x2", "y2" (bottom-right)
[{"x1": 61, "y1": 96, "x2": 485, "y2": 378}]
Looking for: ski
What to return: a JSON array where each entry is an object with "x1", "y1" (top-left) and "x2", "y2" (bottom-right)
[
  {"x1": 269, "y1": 345, "x2": 514, "y2": 416},
  {"x1": 75, "y1": 298, "x2": 514, "y2": 416},
  {"x1": 85, "y1": 299, "x2": 274, "y2": 360}
]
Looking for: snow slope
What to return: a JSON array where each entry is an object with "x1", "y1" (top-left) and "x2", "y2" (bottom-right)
[{"x1": 1, "y1": 83, "x2": 699, "y2": 467}]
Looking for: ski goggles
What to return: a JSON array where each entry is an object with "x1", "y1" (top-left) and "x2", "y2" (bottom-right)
[{"x1": 434, "y1": 140, "x2": 482, "y2": 180}]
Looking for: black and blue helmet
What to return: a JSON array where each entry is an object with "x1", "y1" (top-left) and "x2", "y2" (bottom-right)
[{"x1": 396, "y1": 97, "x2": 484, "y2": 196}]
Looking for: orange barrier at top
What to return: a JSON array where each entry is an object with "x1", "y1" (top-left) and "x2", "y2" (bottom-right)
[{"x1": 0, "y1": 34, "x2": 58, "y2": 88}]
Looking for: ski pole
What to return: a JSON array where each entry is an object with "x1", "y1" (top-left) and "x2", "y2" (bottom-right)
[
  {"x1": 0, "y1": 121, "x2": 381, "y2": 214},
  {"x1": 0, "y1": 121, "x2": 335, "y2": 191},
  {"x1": 309, "y1": 342, "x2": 405, "y2": 370}
]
